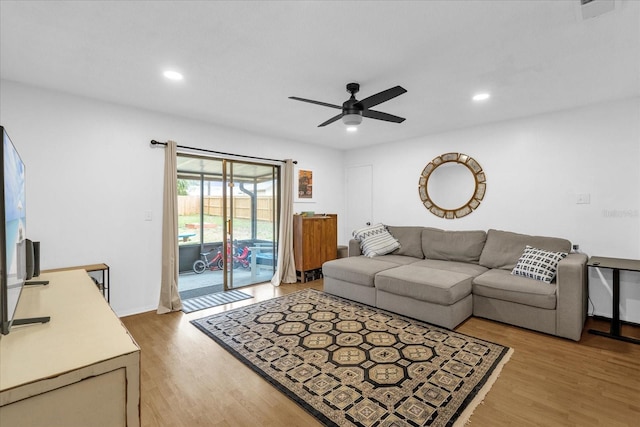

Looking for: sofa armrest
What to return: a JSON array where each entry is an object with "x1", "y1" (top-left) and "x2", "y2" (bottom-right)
[
  {"x1": 349, "y1": 239, "x2": 362, "y2": 257},
  {"x1": 555, "y1": 253, "x2": 589, "y2": 341}
]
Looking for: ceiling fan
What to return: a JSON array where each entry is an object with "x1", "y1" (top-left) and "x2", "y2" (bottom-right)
[{"x1": 289, "y1": 83, "x2": 407, "y2": 128}]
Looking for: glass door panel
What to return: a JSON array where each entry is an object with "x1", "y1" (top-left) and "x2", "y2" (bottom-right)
[
  {"x1": 177, "y1": 175, "x2": 202, "y2": 247},
  {"x1": 177, "y1": 158, "x2": 225, "y2": 297},
  {"x1": 177, "y1": 154, "x2": 279, "y2": 294},
  {"x1": 225, "y1": 161, "x2": 278, "y2": 290}
]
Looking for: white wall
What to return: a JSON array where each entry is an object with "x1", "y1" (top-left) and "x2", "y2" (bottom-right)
[
  {"x1": 3, "y1": 79, "x2": 638, "y2": 323},
  {"x1": 0, "y1": 80, "x2": 345, "y2": 316},
  {"x1": 344, "y1": 97, "x2": 640, "y2": 323}
]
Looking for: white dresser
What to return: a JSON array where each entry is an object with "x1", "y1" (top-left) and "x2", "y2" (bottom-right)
[{"x1": 0, "y1": 270, "x2": 140, "y2": 426}]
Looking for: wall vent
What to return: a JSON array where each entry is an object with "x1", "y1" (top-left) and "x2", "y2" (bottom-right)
[{"x1": 577, "y1": 0, "x2": 617, "y2": 20}]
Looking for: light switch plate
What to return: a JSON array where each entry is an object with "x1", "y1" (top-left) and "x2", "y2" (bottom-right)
[{"x1": 576, "y1": 194, "x2": 591, "y2": 204}]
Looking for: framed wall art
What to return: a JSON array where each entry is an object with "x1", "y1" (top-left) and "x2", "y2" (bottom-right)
[{"x1": 295, "y1": 168, "x2": 314, "y2": 202}]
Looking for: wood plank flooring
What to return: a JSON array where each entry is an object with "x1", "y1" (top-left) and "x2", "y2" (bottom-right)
[{"x1": 121, "y1": 280, "x2": 640, "y2": 427}]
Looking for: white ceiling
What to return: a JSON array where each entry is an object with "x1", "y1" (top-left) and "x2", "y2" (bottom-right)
[{"x1": 1, "y1": 1, "x2": 639, "y2": 150}]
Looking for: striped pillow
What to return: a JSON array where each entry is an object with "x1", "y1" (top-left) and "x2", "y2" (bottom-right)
[
  {"x1": 353, "y1": 223, "x2": 400, "y2": 258},
  {"x1": 511, "y1": 245, "x2": 567, "y2": 283}
]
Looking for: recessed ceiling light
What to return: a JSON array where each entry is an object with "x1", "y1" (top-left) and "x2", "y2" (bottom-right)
[
  {"x1": 163, "y1": 70, "x2": 183, "y2": 81},
  {"x1": 472, "y1": 93, "x2": 490, "y2": 102},
  {"x1": 346, "y1": 126, "x2": 358, "y2": 132}
]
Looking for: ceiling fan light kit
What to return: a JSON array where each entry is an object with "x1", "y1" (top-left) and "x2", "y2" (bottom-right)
[
  {"x1": 342, "y1": 113, "x2": 363, "y2": 126},
  {"x1": 290, "y1": 82, "x2": 407, "y2": 129}
]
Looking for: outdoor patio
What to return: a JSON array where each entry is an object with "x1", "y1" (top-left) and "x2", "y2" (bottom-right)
[{"x1": 178, "y1": 265, "x2": 274, "y2": 299}]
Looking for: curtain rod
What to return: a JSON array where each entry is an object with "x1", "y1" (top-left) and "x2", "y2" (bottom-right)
[{"x1": 150, "y1": 140, "x2": 297, "y2": 164}]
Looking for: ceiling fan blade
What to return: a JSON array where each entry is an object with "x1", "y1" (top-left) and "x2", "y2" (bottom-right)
[
  {"x1": 289, "y1": 96, "x2": 342, "y2": 109},
  {"x1": 357, "y1": 86, "x2": 407, "y2": 109},
  {"x1": 362, "y1": 109, "x2": 406, "y2": 123},
  {"x1": 318, "y1": 113, "x2": 343, "y2": 127}
]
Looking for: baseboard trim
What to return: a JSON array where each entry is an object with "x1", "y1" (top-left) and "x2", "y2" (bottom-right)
[{"x1": 590, "y1": 315, "x2": 640, "y2": 328}]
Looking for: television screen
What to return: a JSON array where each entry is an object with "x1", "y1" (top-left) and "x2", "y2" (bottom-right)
[{"x1": 1, "y1": 126, "x2": 28, "y2": 335}]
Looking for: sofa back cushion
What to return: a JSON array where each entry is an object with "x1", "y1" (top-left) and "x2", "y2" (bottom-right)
[
  {"x1": 479, "y1": 229, "x2": 571, "y2": 270},
  {"x1": 421, "y1": 228, "x2": 487, "y2": 264},
  {"x1": 387, "y1": 226, "x2": 428, "y2": 259}
]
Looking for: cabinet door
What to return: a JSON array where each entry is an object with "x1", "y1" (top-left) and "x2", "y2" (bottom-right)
[
  {"x1": 321, "y1": 216, "x2": 338, "y2": 264},
  {"x1": 1, "y1": 368, "x2": 127, "y2": 427},
  {"x1": 303, "y1": 218, "x2": 323, "y2": 270}
]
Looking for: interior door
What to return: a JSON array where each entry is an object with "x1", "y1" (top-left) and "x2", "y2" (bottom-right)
[{"x1": 346, "y1": 164, "x2": 373, "y2": 238}]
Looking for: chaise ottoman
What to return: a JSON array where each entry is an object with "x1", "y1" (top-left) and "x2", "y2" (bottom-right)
[{"x1": 375, "y1": 265, "x2": 474, "y2": 329}]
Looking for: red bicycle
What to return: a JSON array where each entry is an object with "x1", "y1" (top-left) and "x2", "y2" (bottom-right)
[
  {"x1": 192, "y1": 247, "x2": 224, "y2": 273},
  {"x1": 192, "y1": 243, "x2": 251, "y2": 273},
  {"x1": 233, "y1": 246, "x2": 251, "y2": 269}
]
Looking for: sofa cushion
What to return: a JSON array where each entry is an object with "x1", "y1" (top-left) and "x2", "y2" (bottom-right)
[
  {"x1": 422, "y1": 228, "x2": 487, "y2": 264},
  {"x1": 375, "y1": 265, "x2": 473, "y2": 305},
  {"x1": 387, "y1": 225, "x2": 428, "y2": 259},
  {"x1": 511, "y1": 245, "x2": 567, "y2": 283},
  {"x1": 473, "y1": 269, "x2": 557, "y2": 309},
  {"x1": 373, "y1": 254, "x2": 423, "y2": 265},
  {"x1": 412, "y1": 259, "x2": 488, "y2": 277},
  {"x1": 479, "y1": 229, "x2": 571, "y2": 270},
  {"x1": 353, "y1": 223, "x2": 400, "y2": 257},
  {"x1": 322, "y1": 257, "x2": 399, "y2": 288}
]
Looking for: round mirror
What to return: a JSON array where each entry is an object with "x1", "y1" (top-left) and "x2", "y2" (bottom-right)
[
  {"x1": 418, "y1": 153, "x2": 486, "y2": 219},
  {"x1": 427, "y1": 162, "x2": 476, "y2": 209}
]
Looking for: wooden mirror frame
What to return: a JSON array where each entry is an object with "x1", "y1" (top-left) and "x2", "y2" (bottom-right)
[{"x1": 418, "y1": 152, "x2": 486, "y2": 219}]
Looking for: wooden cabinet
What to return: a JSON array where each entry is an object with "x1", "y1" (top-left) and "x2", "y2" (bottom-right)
[
  {"x1": 293, "y1": 214, "x2": 337, "y2": 282},
  {"x1": 0, "y1": 270, "x2": 140, "y2": 427}
]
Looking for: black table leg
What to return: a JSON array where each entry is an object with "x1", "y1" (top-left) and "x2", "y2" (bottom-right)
[
  {"x1": 611, "y1": 268, "x2": 620, "y2": 336},
  {"x1": 588, "y1": 267, "x2": 640, "y2": 344}
]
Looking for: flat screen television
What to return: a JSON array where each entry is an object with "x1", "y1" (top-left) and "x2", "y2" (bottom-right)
[{"x1": 0, "y1": 126, "x2": 49, "y2": 335}]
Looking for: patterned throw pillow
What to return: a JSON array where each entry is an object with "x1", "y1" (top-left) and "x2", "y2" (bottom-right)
[
  {"x1": 511, "y1": 245, "x2": 568, "y2": 283},
  {"x1": 352, "y1": 223, "x2": 400, "y2": 258}
]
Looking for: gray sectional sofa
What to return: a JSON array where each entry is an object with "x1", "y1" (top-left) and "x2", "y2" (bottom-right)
[{"x1": 322, "y1": 227, "x2": 588, "y2": 341}]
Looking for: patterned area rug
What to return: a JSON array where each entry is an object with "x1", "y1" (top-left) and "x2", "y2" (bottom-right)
[
  {"x1": 191, "y1": 290, "x2": 512, "y2": 426},
  {"x1": 181, "y1": 290, "x2": 252, "y2": 313}
]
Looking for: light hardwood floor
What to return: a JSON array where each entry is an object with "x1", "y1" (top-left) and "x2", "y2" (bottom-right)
[{"x1": 121, "y1": 280, "x2": 640, "y2": 427}]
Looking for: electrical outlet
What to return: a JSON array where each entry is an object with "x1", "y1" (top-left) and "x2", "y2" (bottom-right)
[
  {"x1": 572, "y1": 244, "x2": 579, "y2": 252},
  {"x1": 144, "y1": 211, "x2": 153, "y2": 221}
]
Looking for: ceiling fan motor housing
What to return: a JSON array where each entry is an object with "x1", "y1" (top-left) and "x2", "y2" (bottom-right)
[{"x1": 344, "y1": 82, "x2": 363, "y2": 117}]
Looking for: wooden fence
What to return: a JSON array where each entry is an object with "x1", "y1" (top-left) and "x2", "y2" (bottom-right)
[{"x1": 178, "y1": 195, "x2": 274, "y2": 221}]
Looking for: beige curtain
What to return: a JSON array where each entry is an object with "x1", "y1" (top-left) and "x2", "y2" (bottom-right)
[
  {"x1": 271, "y1": 159, "x2": 297, "y2": 286},
  {"x1": 157, "y1": 140, "x2": 182, "y2": 313}
]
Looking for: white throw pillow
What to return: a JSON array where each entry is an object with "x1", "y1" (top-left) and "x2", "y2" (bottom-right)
[
  {"x1": 511, "y1": 245, "x2": 567, "y2": 283},
  {"x1": 352, "y1": 223, "x2": 400, "y2": 258}
]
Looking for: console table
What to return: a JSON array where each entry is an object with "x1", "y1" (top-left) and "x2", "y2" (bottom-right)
[
  {"x1": 588, "y1": 256, "x2": 640, "y2": 345},
  {"x1": 0, "y1": 270, "x2": 140, "y2": 426},
  {"x1": 43, "y1": 263, "x2": 110, "y2": 302}
]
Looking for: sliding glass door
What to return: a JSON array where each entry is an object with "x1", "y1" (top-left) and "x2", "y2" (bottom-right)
[
  {"x1": 177, "y1": 154, "x2": 279, "y2": 295},
  {"x1": 223, "y1": 161, "x2": 279, "y2": 290}
]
